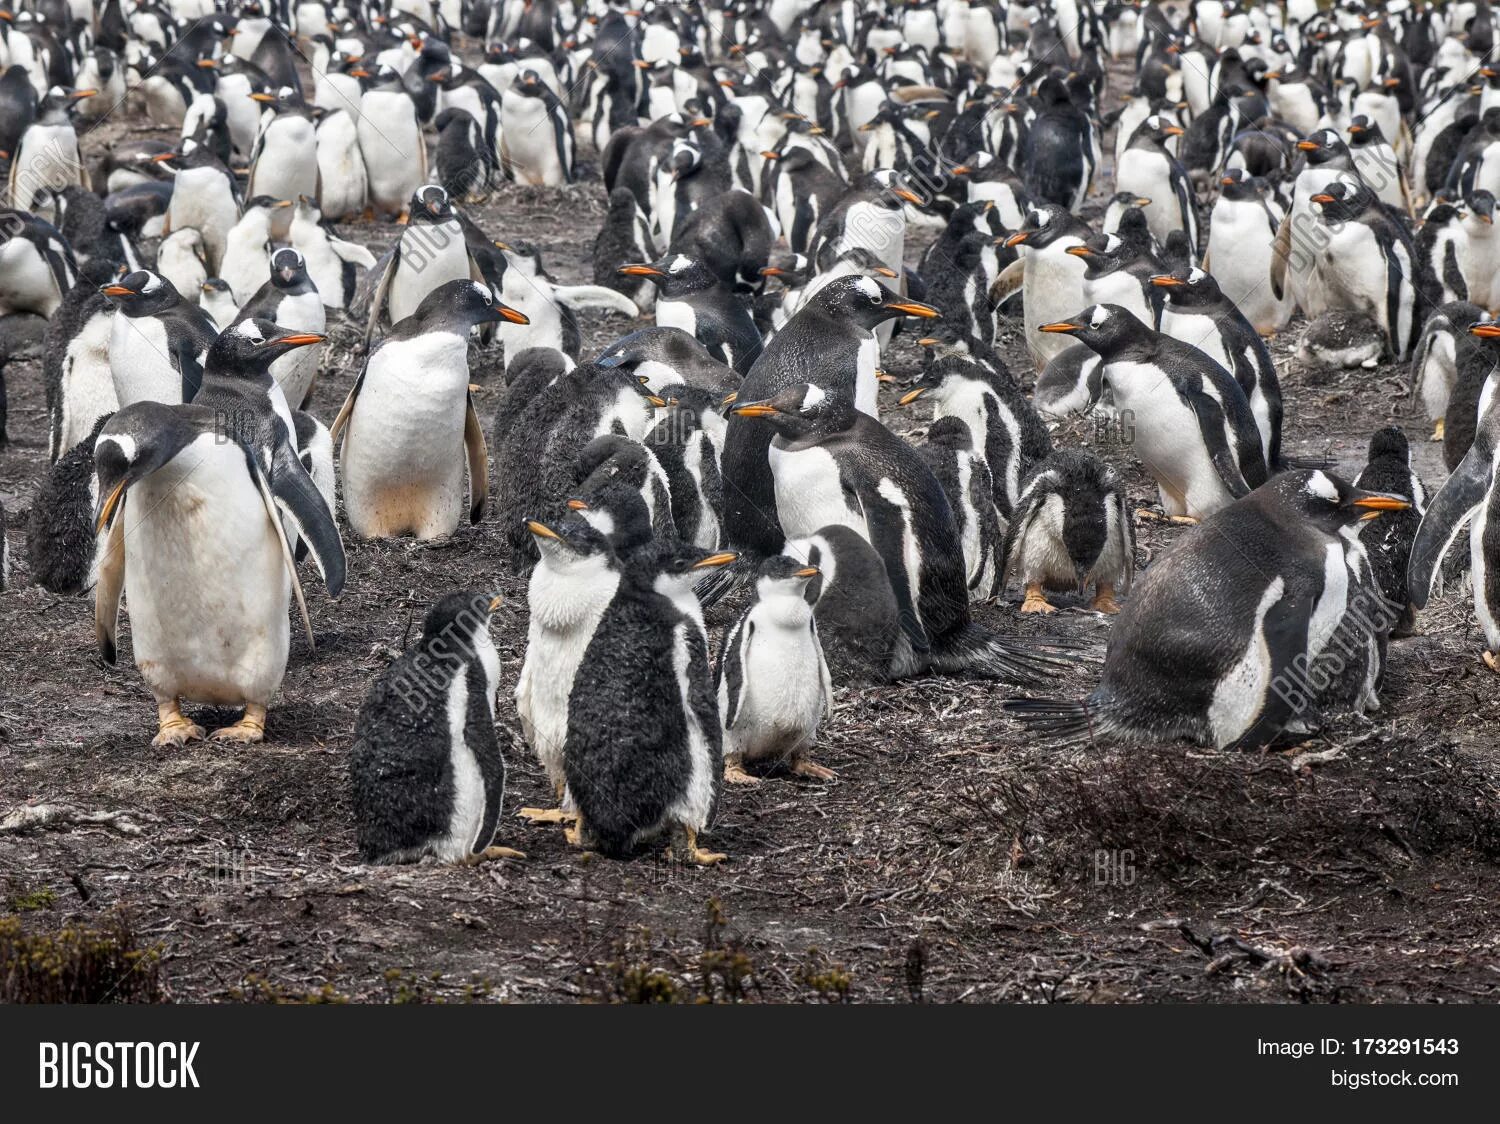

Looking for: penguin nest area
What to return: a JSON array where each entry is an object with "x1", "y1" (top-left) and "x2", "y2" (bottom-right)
[{"x1": 2, "y1": 25, "x2": 1500, "y2": 1007}]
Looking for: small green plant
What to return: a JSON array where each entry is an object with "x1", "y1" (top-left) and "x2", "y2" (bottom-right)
[
  {"x1": 799, "y1": 949, "x2": 852, "y2": 1003},
  {"x1": 0, "y1": 914, "x2": 164, "y2": 1003},
  {"x1": 7, "y1": 887, "x2": 56, "y2": 913}
]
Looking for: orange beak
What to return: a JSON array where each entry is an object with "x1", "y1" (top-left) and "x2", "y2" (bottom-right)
[
  {"x1": 1149, "y1": 275, "x2": 1183, "y2": 287},
  {"x1": 496, "y1": 305, "x2": 530, "y2": 324},
  {"x1": 1038, "y1": 321, "x2": 1079, "y2": 333},
  {"x1": 883, "y1": 299, "x2": 939, "y2": 317},
  {"x1": 618, "y1": 264, "x2": 664, "y2": 277}
]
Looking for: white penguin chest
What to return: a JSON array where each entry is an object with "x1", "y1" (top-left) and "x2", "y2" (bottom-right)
[
  {"x1": 110, "y1": 315, "x2": 182, "y2": 406},
  {"x1": 769, "y1": 442, "x2": 867, "y2": 540}
]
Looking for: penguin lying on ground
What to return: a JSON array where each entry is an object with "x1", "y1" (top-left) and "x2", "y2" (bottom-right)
[
  {"x1": 1007, "y1": 470, "x2": 1412, "y2": 749},
  {"x1": 289, "y1": 196, "x2": 377, "y2": 312},
  {"x1": 1001, "y1": 451, "x2": 1135, "y2": 616},
  {"x1": 1411, "y1": 301, "x2": 1487, "y2": 442},
  {"x1": 351, "y1": 592, "x2": 527, "y2": 866},
  {"x1": 496, "y1": 240, "x2": 640, "y2": 366},
  {"x1": 717, "y1": 554, "x2": 836, "y2": 783}
]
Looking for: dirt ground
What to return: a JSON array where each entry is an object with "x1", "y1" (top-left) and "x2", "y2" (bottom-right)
[{"x1": 1, "y1": 56, "x2": 1498, "y2": 1003}]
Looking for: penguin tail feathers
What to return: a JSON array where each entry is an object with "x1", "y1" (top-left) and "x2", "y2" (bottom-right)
[
  {"x1": 929, "y1": 624, "x2": 1097, "y2": 687},
  {"x1": 694, "y1": 560, "x2": 746, "y2": 612},
  {"x1": 1277, "y1": 451, "x2": 1336, "y2": 472},
  {"x1": 999, "y1": 696, "x2": 1118, "y2": 747}
]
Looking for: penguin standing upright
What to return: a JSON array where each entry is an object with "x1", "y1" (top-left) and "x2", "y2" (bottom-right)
[
  {"x1": 219, "y1": 196, "x2": 294, "y2": 313},
  {"x1": 717, "y1": 554, "x2": 836, "y2": 783},
  {"x1": 315, "y1": 107, "x2": 369, "y2": 220},
  {"x1": 357, "y1": 66, "x2": 428, "y2": 219},
  {"x1": 1021, "y1": 73, "x2": 1098, "y2": 211},
  {"x1": 781, "y1": 525, "x2": 900, "y2": 686},
  {"x1": 7, "y1": 87, "x2": 93, "y2": 219},
  {"x1": 918, "y1": 416, "x2": 1005, "y2": 602},
  {"x1": 1007, "y1": 470, "x2": 1411, "y2": 749},
  {"x1": 1001, "y1": 450, "x2": 1135, "y2": 615},
  {"x1": 0, "y1": 208, "x2": 76, "y2": 318},
  {"x1": 500, "y1": 70, "x2": 576, "y2": 185},
  {"x1": 1115, "y1": 114, "x2": 1198, "y2": 253},
  {"x1": 620, "y1": 253, "x2": 762, "y2": 373},
  {"x1": 236, "y1": 247, "x2": 326, "y2": 410},
  {"x1": 365, "y1": 184, "x2": 472, "y2": 338},
  {"x1": 158, "y1": 142, "x2": 240, "y2": 275},
  {"x1": 1040, "y1": 304, "x2": 1268, "y2": 521},
  {"x1": 334, "y1": 281, "x2": 528, "y2": 539},
  {"x1": 44, "y1": 258, "x2": 117, "y2": 459},
  {"x1": 247, "y1": 86, "x2": 320, "y2": 205},
  {"x1": 1413, "y1": 199, "x2": 1470, "y2": 307},
  {"x1": 1355, "y1": 427, "x2": 1425, "y2": 638},
  {"x1": 93, "y1": 336, "x2": 346, "y2": 746},
  {"x1": 351, "y1": 592, "x2": 526, "y2": 866},
  {"x1": 1205, "y1": 170, "x2": 1293, "y2": 334},
  {"x1": 1412, "y1": 301, "x2": 1487, "y2": 443},
  {"x1": 992, "y1": 204, "x2": 1092, "y2": 370},
  {"x1": 102, "y1": 270, "x2": 218, "y2": 407}
]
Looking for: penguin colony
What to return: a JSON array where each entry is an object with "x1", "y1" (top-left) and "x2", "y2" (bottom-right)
[{"x1": 0, "y1": 0, "x2": 1497, "y2": 869}]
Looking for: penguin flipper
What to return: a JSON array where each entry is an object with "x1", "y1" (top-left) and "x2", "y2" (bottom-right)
[
  {"x1": 464, "y1": 392, "x2": 489, "y2": 525},
  {"x1": 814, "y1": 619, "x2": 835, "y2": 714},
  {"x1": 365, "y1": 245, "x2": 398, "y2": 343},
  {"x1": 246, "y1": 450, "x2": 316, "y2": 650},
  {"x1": 999, "y1": 485, "x2": 1045, "y2": 593},
  {"x1": 988, "y1": 257, "x2": 1025, "y2": 306},
  {"x1": 330, "y1": 237, "x2": 377, "y2": 269},
  {"x1": 719, "y1": 612, "x2": 749, "y2": 730},
  {"x1": 864, "y1": 497, "x2": 930, "y2": 653},
  {"x1": 269, "y1": 436, "x2": 347, "y2": 596},
  {"x1": 1270, "y1": 210, "x2": 1292, "y2": 302},
  {"x1": 94, "y1": 509, "x2": 126, "y2": 666},
  {"x1": 551, "y1": 284, "x2": 640, "y2": 316},
  {"x1": 1408, "y1": 441, "x2": 1491, "y2": 609},
  {"x1": 1183, "y1": 384, "x2": 1251, "y2": 499},
  {"x1": 1224, "y1": 585, "x2": 1318, "y2": 751},
  {"x1": 329, "y1": 367, "x2": 364, "y2": 449}
]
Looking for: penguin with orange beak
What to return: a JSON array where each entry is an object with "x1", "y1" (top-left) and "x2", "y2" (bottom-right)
[{"x1": 1115, "y1": 114, "x2": 1198, "y2": 252}]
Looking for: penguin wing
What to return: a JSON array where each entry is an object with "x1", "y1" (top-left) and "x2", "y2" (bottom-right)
[
  {"x1": 814, "y1": 618, "x2": 835, "y2": 713},
  {"x1": 330, "y1": 236, "x2": 377, "y2": 269},
  {"x1": 999, "y1": 483, "x2": 1047, "y2": 593},
  {"x1": 244, "y1": 444, "x2": 317, "y2": 649},
  {"x1": 988, "y1": 256, "x2": 1025, "y2": 306},
  {"x1": 1223, "y1": 581, "x2": 1320, "y2": 751},
  {"x1": 173, "y1": 333, "x2": 207, "y2": 402},
  {"x1": 365, "y1": 243, "x2": 398, "y2": 342},
  {"x1": 863, "y1": 492, "x2": 930, "y2": 653},
  {"x1": 551, "y1": 284, "x2": 640, "y2": 316},
  {"x1": 718, "y1": 611, "x2": 750, "y2": 730},
  {"x1": 1408, "y1": 439, "x2": 1492, "y2": 609},
  {"x1": 1183, "y1": 382, "x2": 1251, "y2": 498},
  {"x1": 329, "y1": 365, "x2": 365, "y2": 449},
  {"x1": 94, "y1": 508, "x2": 126, "y2": 666},
  {"x1": 269, "y1": 427, "x2": 347, "y2": 596},
  {"x1": 1269, "y1": 210, "x2": 1292, "y2": 302},
  {"x1": 1109, "y1": 481, "x2": 1136, "y2": 593},
  {"x1": 1442, "y1": 241, "x2": 1468, "y2": 303},
  {"x1": 464, "y1": 390, "x2": 489, "y2": 525},
  {"x1": 463, "y1": 664, "x2": 507, "y2": 856}
]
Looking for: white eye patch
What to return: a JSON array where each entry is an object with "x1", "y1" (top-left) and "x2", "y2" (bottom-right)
[
  {"x1": 801, "y1": 383, "x2": 826, "y2": 410},
  {"x1": 1089, "y1": 306, "x2": 1109, "y2": 329},
  {"x1": 1304, "y1": 471, "x2": 1339, "y2": 502}
]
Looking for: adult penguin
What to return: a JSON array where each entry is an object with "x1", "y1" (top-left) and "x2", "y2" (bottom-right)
[
  {"x1": 158, "y1": 142, "x2": 240, "y2": 275},
  {"x1": 619, "y1": 253, "x2": 762, "y2": 373},
  {"x1": 246, "y1": 86, "x2": 319, "y2": 207},
  {"x1": 93, "y1": 341, "x2": 345, "y2": 747},
  {"x1": 1007, "y1": 470, "x2": 1411, "y2": 749},
  {"x1": 1356, "y1": 427, "x2": 1426, "y2": 639},
  {"x1": 333, "y1": 280, "x2": 529, "y2": 540},
  {"x1": 1040, "y1": 304, "x2": 1268, "y2": 521},
  {"x1": 1020, "y1": 72, "x2": 1099, "y2": 212},
  {"x1": 763, "y1": 143, "x2": 845, "y2": 255},
  {"x1": 1152, "y1": 265, "x2": 1287, "y2": 469},
  {"x1": 6, "y1": 86, "x2": 93, "y2": 219},
  {"x1": 43, "y1": 258, "x2": 117, "y2": 460},
  {"x1": 1271, "y1": 127, "x2": 1360, "y2": 314},
  {"x1": 1410, "y1": 323, "x2": 1500, "y2": 669},
  {"x1": 1206, "y1": 170, "x2": 1293, "y2": 335},
  {"x1": 351, "y1": 591, "x2": 526, "y2": 866},
  {"x1": 500, "y1": 70, "x2": 576, "y2": 186},
  {"x1": 364, "y1": 184, "x2": 473, "y2": 340},
  {"x1": 236, "y1": 247, "x2": 326, "y2": 410},
  {"x1": 1066, "y1": 228, "x2": 1164, "y2": 328},
  {"x1": 357, "y1": 65, "x2": 428, "y2": 219},
  {"x1": 0, "y1": 207, "x2": 75, "y2": 317},
  {"x1": 101, "y1": 270, "x2": 218, "y2": 407},
  {"x1": 807, "y1": 167, "x2": 925, "y2": 278},
  {"x1": 730, "y1": 383, "x2": 1081, "y2": 684},
  {"x1": 1115, "y1": 113, "x2": 1198, "y2": 252},
  {"x1": 991, "y1": 203, "x2": 1092, "y2": 370},
  {"x1": 594, "y1": 325, "x2": 739, "y2": 397},
  {"x1": 721, "y1": 275, "x2": 938, "y2": 557}
]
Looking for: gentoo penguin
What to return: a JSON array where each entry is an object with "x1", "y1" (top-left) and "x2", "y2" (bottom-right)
[
  {"x1": 717, "y1": 554, "x2": 836, "y2": 783},
  {"x1": 0, "y1": 208, "x2": 75, "y2": 317},
  {"x1": 513, "y1": 516, "x2": 625, "y2": 827},
  {"x1": 43, "y1": 258, "x2": 117, "y2": 460},
  {"x1": 1355, "y1": 427, "x2": 1425, "y2": 638},
  {"x1": 364, "y1": 184, "x2": 472, "y2": 339},
  {"x1": 157, "y1": 142, "x2": 239, "y2": 274},
  {"x1": 315, "y1": 107, "x2": 369, "y2": 220},
  {"x1": 1412, "y1": 301, "x2": 1488, "y2": 442},
  {"x1": 28, "y1": 415, "x2": 109, "y2": 596},
  {"x1": 1116, "y1": 114, "x2": 1198, "y2": 253},
  {"x1": 620, "y1": 253, "x2": 762, "y2": 373},
  {"x1": 333, "y1": 281, "x2": 528, "y2": 540},
  {"x1": 1067, "y1": 228, "x2": 1163, "y2": 328},
  {"x1": 1271, "y1": 128, "x2": 1361, "y2": 314},
  {"x1": 1206, "y1": 170, "x2": 1294, "y2": 334},
  {"x1": 246, "y1": 86, "x2": 319, "y2": 205},
  {"x1": 351, "y1": 591, "x2": 526, "y2": 865},
  {"x1": 1153, "y1": 266, "x2": 1287, "y2": 468},
  {"x1": 781, "y1": 525, "x2": 899, "y2": 686},
  {"x1": 1348, "y1": 114, "x2": 1412, "y2": 214},
  {"x1": 155, "y1": 227, "x2": 209, "y2": 304},
  {"x1": 1007, "y1": 470, "x2": 1411, "y2": 749},
  {"x1": 102, "y1": 270, "x2": 218, "y2": 407},
  {"x1": 1303, "y1": 179, "x2": 1421, "y2": 360},
  {"x1": 721, "y1": 276, "x2": 939, "y2": 556},
  {"x1": 434, "y1": 107, "x2": 496, "y2": 203},
  {"x1": 732, "y1": 383, "x2": 1080, "y2": 683},
  {"x1": 808, "y1": 167, "x2": 924, "y2": 278},
  {"x1": 897, "y1": 355, "x2": 1053, "y2": 519},
  {"x1": 1001, "y1": 451, "x2": 1135, "y2": 615},
  {"x1": 199, "y1": 278, "x2": 239, "y2": 329},
  {"x1": 1410, "y1": 323, "x2": 1500, "y2": 668},
  {"x1": 643, "y1": 389, "x2": 727, "y2": 549},
  {"x1": 763, "y1": 143, "x2": 845, "y2": 254},
  {"x1": 357, "y1": 66, "x2": 428, "y2": 219},
  {"x1": 595, "y1": 326, "x2": 739, "y2": 397},
  {"x1": 500, "y1": 70, "x2": 576, "y2": 185},
  {"x1": 917, "y1": 417, "x2": 1005, "y2": 602},
  {"x1": 289, "y1": 196, "x2": 376, "y2": 312},
  {"x1": 1461, "y1": 189, "x2": 1500, "y2": 311},
  {"x1": 1020, "y1": 73, "x2": 1098, "y2": 211},
  {"x1": 572, "y1": 434, "x2": 677, "y2": 545},
  {"x1": 236, "y1": 248, "x2": 326, "y2": 410},
  {"x1": 992, "y1": 204, "x2": 1092, "y2": 370},
  {"x1": 496, "y1": 239, "x2": 639, "y2": 365},
  {"x1": 594, "y1": 186, "x2": 660, "y2": 311},
  {"x1": 562, "y1": 540, "x2": 734, "y2": 863},
  {"x1": 94, "y1": 363, "x2": 345, "y2": 746},
  {"x1": 1040, "y1": 304, "x2": 1269, "y2": 521},
  {"x1": 1414, "y1": 200, "x2": 1471, "y2": 306},
  {"x1": 7, "y1": 87, "x2": 93, "y2": 219},
  {"x1": 218, "y1": 196, "x2": 294, "y2": 314}
]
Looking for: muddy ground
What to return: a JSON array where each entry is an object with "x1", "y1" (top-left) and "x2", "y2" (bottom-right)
[{"x1": 1, "y1": 57, "x2": 1498, "y2": 1003}]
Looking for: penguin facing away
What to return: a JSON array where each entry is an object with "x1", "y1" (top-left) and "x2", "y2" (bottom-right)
[
  {"x1": 1355, "y1": 427, "x2": 1426, "y2": 639},
  {"x1": 351, "y1": 592, "x2": 527, "y2": 866}
]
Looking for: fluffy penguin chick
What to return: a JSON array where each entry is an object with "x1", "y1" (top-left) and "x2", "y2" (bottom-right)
[
  {"x1": 717, "y1": 555, "x2": 836, "y2": 784},
  {"x1": 351, "y1": 592, "x2": 525, "y2": 865},
  {"x1": 1002, "y1": 451, "x2": 1135, "y2": 615},
  {"x1": 563, "y1": 542, "x2": 736, "y2": 862}
]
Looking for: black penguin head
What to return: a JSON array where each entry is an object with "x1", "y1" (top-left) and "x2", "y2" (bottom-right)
[
  {"x1": 649, "y1": 543, "x2": 738, "y2": 592},
  {"x1": 618, "y1": 253, "x2": 715, "y2": 294},
  {"x1": 1423, "y1": 200, "x2": 1466, "y2": 227},
  {"x1": 1346, "y1": 114, "x2": 1387, "y2": 147},
  {"x1": 100, "y1": 270, "x2": 180, "y2": 314},
  {"x1": 93, "y1": 402, "x2": 203, "y2": 534},
  {"x1": 244, "y1": 194, "x2": 294, "y2": 216},
  {"x1": 209, "y1": 318, "x2": 325, "y2": 378},
  {"x1": 270, "y1": 247, "x2": 311, "y2": 290},
  {"x1": 1004, "y1": 205, "x2": 1083, "y2": 251},
  {"x1": 1132, "y1": 113, "x2": 1186, "y2": 146},
  {"x1": 595, "y1": 326, "x2": 712, "y2": 375},
  {"x1": 1466, "y1": 190, "x2": 1497, "y2": 224},
  {"x1": 1217, "y1": 168, "x2": 1266, "y2": 202},
  {"x1": 731, "y1": 382, "x2": 855, "y2": 438},
  {"x1": 1309, "y1": 178, "x2": 1374, "y2": 221},
  {"x1": 866, "y1": 168, "x2": 927, "y2": 209},
  {"x1": 576, "y1": 434, "x2": 655, "y2": 492},
  {"x1": 525, "y1": 516, "x2": 617, "y2": 571},
  {"x1": 1065, "y1": 231, "x2": 1131, "y2": 278},
  {"x1": 810, "y1": 274, "x2": 939, "y2": 330},
  {"x1": 1365, "y1": 426, "x2": 1410, "y2": 469},
  {"x1": 901, "y1": 353, "x2": 1009, "y2": 405},
  {"x1": 1296, "y1": 128, "x2": 1350, "y2": 165},
  {"x1": 249, "y1": 85, "x2": 303, "y2": 111},
  {"x1": 411, "y1": 279, "x2": 529, "y2": 330},
  {"x1": 759, "y1": 253, "x2": 811, "y2": 287},
  {"x1": 1150, "y1": 265, "x2": 1225, "y2": 308},
  {"x1": 420, "y1": 591, "x2": 503, "y2": 651},
  {"x1": 564, "y1": 478, "x2": 655, "y2": 553},
  {"x1": 1038, "y1": 304, "x2": 1148, "y2": 355},
  {"x1": 409, "y1": 184, "x2": 454, "y2": 222},
  {"x1": 756, "y1": 553, "x2": 822, "y2": 604},
  {"x1": 1277, "y1": 470, "x2": 1411, "y2": 532}
]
